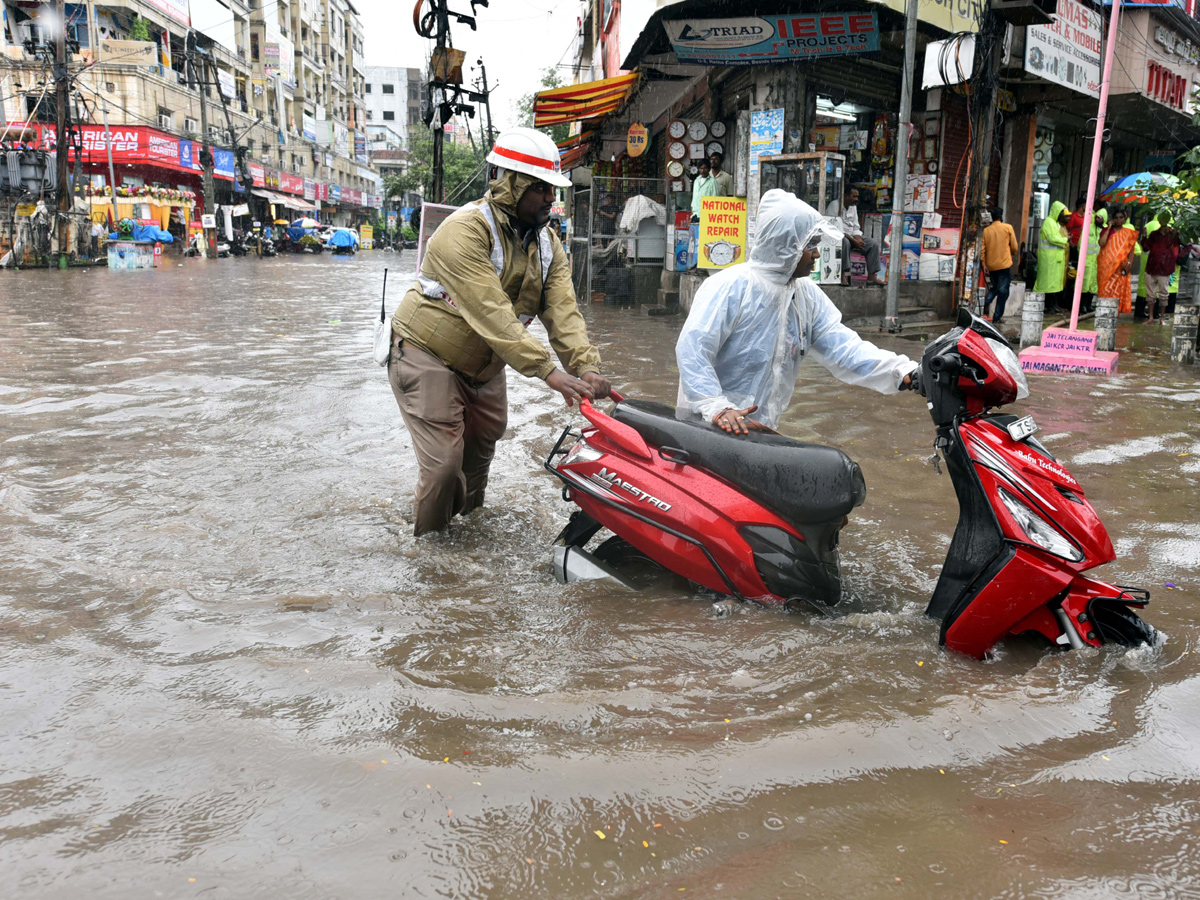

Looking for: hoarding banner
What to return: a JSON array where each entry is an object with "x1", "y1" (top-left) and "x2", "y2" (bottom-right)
[
  {"x1": 144, "y1": 0, "x2": 190, "y2": 26},
  {"x1": 280, "y1": 173, "x2": 304, "y2": 195},
  {"x1": 697, "y1": 197, "x2": 747, "y2": 269},
  {"x1": 665, "y1": 14, "x2": 880, "y2": 64},
  {"x1": 98, "y1": 39, "x2": 158, "y2": 67},
  {"x1": 1025, "y1": 0, "x2": 1102, "y2": 98},
  {"x1": 217, "y1": 69, "x2": 237, "y2": 100},
  {"x1": 303, "y1": 113, "x2": 317, "y2": 142}
]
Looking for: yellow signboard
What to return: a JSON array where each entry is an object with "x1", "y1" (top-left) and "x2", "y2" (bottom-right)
[
  {"x1": 361, "y1": 224, "x2": 374, "y2": 249},
  {"x1": 627, "y1": 122, "x2": 648, "y2": 158},
  {"x1": 98, "y1": 39, "x2": 158, "y2": 67},
  {"x1": 871, "y1": 0, "x2": 982, "y2": 33},
  {"x1": 697, "y1": 197, "x2": 747, "y2": 269}
]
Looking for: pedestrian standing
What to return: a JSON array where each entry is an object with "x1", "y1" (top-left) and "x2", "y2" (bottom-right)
[
  {"x1": 1034, "y1": 201, "x2": 1071, "y2": 311},
  {"x1": 981, "y1": 207, "x2": 1018, "y2": 323},
  {"x1": 1097, "y1": 207, "x2": 1139, "y2": 314},
  {"x1": 1080, "y1": 208, "x2": 1106, "y2": 314},
  {"x1": 387, "y1": 128, "x2": 611, "y2": 535},
  {"x1": 1142, "y1": 213, "x2": 1181, "y2": 324},
  {"x1": 690, "y1": 159, "x2": 717, "y2": 218},
  {"x1": 709, "y1": 152, "x2": 733, "y2": 196}
]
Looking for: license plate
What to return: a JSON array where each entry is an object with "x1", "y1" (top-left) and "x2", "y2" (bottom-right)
[{"x1": 1007, "y1": 415, "x2": 1038, "y2": 442}]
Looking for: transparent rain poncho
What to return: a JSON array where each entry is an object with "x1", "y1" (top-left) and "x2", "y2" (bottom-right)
[{"x1": 676, "y1": 189, "x2": 918, "y2": 430}]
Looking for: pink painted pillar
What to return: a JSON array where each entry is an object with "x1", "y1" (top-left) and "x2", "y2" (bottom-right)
[{"x1": 1070, "y1": 0, "x2": 1123, "y2": 333}]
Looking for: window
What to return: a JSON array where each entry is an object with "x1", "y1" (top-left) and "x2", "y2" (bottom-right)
[
  {"x1": 382, "y1": 84, "x2": 394, "y2": 94},
  {"x1": 365, "y1": 83, "x2": 371, "y2": 93},
  {"x1": 366, "y1": 110, "x2": 373, "y2": 120},
  {"x1": 382, "y1": 111, "x2": 394, "y2": 121}
]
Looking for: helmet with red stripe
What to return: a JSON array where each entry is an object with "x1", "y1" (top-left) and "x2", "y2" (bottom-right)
[{"x1": 486, "y1": 127, "x2": 572, "y2": 188}]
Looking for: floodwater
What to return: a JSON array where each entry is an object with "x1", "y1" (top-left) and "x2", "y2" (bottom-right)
[{"x1": 2, "y1": 252, "x2": 1199, "y2": 899}]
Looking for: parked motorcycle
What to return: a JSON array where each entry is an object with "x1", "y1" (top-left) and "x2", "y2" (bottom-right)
[
  {"x1": 545, "y1": 308, "x2": 1156, "y2": 659},
  {"x1": 253, "y1": 234, "x2": 277, "y2": 257},
  {"x1": 229, "y1": 229, "x2": 248, "y2": 257}
]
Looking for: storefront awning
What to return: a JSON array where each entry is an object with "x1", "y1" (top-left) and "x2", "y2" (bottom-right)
[
  {"x1": 533, "y1": 74, "x2": 638, "y2": 128},
  {"x1": 556, "y1": 130, "x2": 597, "y2": 172},
  {"x1": 254, "y1": 189, "x2": 317, "y2": 211}
]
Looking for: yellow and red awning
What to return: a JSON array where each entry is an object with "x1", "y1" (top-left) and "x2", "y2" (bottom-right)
[
  {"x1": 556, "y1": 130, "x2": 598, "y2": 172},
  {"x1": 533, "y1": 73, "x2": 639, "y2": 128}
]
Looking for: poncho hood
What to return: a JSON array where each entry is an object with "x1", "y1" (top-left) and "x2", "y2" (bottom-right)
[
  {"x1": 485, "y1": 169, "x2": 540, "y2": 220},
  {"x1": 749, "y1": 190, "x2": 843, "y2": 284}
]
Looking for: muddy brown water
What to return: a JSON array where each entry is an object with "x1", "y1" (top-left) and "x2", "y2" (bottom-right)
[{"x1": 2, "y1": 254, "x2": 1199, "y2": 898}]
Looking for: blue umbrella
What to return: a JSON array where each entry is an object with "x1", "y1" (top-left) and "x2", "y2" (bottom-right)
[{"x1": 1099, "y1": 171, "x2": 1175, "y2": 202}]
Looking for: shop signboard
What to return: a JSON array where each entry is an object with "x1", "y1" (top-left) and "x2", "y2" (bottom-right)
[
  {"x1": 697, "y1": 197, "x2": 747, "y2": 269},
  {"x1": 280, "y1": 172, "x2": 304, "y2": 194},
  {"x1": 355, "y1": 133, "x2": 369, "y2": 164},
  {"x1": 217, "y1": 69, "x2": 237, "y2": 100},
  {"x1": 361, "y1": 224, "x2": 374, "y2": 249},
  {"x1": 263, "y1": 43, "x2": 281, "y2": 77},
  {"x1": 627, "y1": 122, "x2": 648, "y2": 157},
  {"x1": 144, "y1": 0, "x2": 190, "y2": 26},
  {"x1": 249, "y1": 162, "x2": 265, "y2": 187},
  {"x1": 147, "y1": 131, "x2": 179, "y2": 162},
  {"x1": 749, "y1": 108, "x2": 784, "y2": 174},
  {"x1": 1025, "y1": 0, "x2": 1102, "y2": 98},
  {"x1": 334, "y1": 123, "x2": 350, "y2": 159},
  {"x1": 212, "y1": 149, "x2": 235, "y2": 180},
  {"x1": 387, "y1": 210, "x2": 398, "y2": 230},
  {"x1": 265, "y1": 169, "x2": 281, "y2": 189},
  {"x1": 98, "y1": 39, "x2": 158, "y2": 68},
  {"x1": 303, "y1": 113, "x2": 317, "y2": 142},
  {"x1": 315, "y1": 182, "x2": 328, "y2": 200},
  {"x1": 664, "y1": 14, "x2": 879, "y2": 64},
  {"x1": 303, "y1": 178, "x2": 316, "y2": 201},
  {"x1": 330, "y1": 185, "x2": 342, "y2": 202}
]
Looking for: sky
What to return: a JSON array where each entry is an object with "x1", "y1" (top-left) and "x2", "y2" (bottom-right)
[{"x1": 355, "y1": 0, "x2": 584, "y2": 134}]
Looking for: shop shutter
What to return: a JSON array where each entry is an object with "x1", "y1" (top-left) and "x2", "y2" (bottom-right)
[{"x1": 935, "y1": 93, "x2": 1003, "y2": 231}]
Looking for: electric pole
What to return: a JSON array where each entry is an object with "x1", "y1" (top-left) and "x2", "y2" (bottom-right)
[
  {"x1": 189, "y1": 35, "x2": 217, "y2": 257},
  {"x1": 431, "y1": 0, "x2": 450, "y2": 202},
  {"x1": 884, "y1": 0, "x2": 918, "y2": 329},
  {"x1": 478, "y1": 58, "x2": 494, "y2": 151},
  {"x1": 54, "y1": 0, "x2": 71, "y2": 268}
]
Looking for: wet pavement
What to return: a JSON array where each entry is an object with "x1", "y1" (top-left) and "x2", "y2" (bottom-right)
[{"x1": 2, "y1": 253, "x2": 1199, "y2": 898}]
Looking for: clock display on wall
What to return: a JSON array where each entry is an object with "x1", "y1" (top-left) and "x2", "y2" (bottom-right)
[
  {"x1": 710, "y1": 121, "x2": 727, "y2": 138},
  {"x1": 687, "y1": 121, "x2": 708, "y2": 141},
  {"x1": 668, "y1": 119, "x2": 687, "y2": 139},
  {"x1": 667, "y1": 160, "x2": 685, "y2": 178},
  {"x1": 706, "y1": 141, "x2": 724, "y2": 157},
  {"x1": 668, "y1": 141, "x2": 687, "y2": 160}
]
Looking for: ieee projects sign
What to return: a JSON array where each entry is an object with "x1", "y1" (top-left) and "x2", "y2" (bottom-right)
[{"x1": 664, "y1": 14, "x2": 880, "y2": 65}]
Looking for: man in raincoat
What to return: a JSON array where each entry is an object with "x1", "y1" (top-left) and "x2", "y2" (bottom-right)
[
  {"x1": 388, "y1": 128, "x2": 610, "y2": 535},
  {"x1": 675, "y1": 190, "x2": 917, "y2": 435},
  {"x1": 1033, "y1": 201, "x2": 1070, "y2": 311}
]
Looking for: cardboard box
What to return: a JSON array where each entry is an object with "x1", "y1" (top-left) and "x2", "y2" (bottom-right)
[{"x1": 849, "y1": 252, "x2": 867, "y2": 282}]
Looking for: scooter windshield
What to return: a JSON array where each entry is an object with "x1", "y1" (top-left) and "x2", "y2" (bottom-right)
[{"x1": 985, "y1": 338, "x2": 1030, "y2": 400}]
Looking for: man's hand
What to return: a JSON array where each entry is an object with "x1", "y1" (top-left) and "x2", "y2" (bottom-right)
[
  {"x1": 546, "y1": 368, "x2": 595, "y2": 407},
  {"x1": 713, "y1": 405, "x2": 769, "y2": 435},
  {"x1": 850, "y1": 234, "x2": 865, "y2": 250},
  {"x1": 579, "y1": 371, "x2": 611, "y2": 400}
]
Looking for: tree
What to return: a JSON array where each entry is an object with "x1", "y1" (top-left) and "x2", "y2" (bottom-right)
[
  {"x1": 515, "y1": 67, "x2": 571, "y2": 145},
  {"x1": 1131, "y1": 102, "x2": 1200, "y2": 242},
  {"x1": 385, "y1": 127, "x2": 488, "y2": 205},
  {"x1": 128, "y1": 16, "x2": 151, "y2": 42}
]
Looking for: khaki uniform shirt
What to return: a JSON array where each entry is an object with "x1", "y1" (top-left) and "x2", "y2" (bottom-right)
[{"x1": 392, "y1": 172, "x2": 602, "y2": 384}]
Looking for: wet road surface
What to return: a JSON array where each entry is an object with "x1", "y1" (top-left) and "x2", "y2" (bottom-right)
[{"x1": 2, "y1": 254, "x2": 1199, "y2": 898}]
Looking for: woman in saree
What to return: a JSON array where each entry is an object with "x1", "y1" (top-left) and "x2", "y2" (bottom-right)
[{"x1": 1097, "y1": 207, "x2": 1139, "y2": 314}]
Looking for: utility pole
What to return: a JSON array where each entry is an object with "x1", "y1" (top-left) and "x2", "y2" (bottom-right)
[
  {"x1": 54, "y1": 0, "x2": 71, "y2": 268},
  {"x1": 478, "y1": 58, "x2": 494, "y2": 151},
  {"x1": 431, "y1": 0, "x2": 450, "y2": 202},
  {"x1": 189, "y1": 35, "x2": 217, "y2": 257},
  {"x1": 884, "y1": 0, "x2": 918, "y2": 330},
  {"x1": 1069, "y1": 0, "x2": 1122, "y2": 331},
  {"x1": 100, "y1": 99, "x2": 117, "y2": 198}
]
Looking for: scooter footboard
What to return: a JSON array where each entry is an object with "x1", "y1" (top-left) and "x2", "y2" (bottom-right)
[{"x1": 941, "y1": 549, "x2": 1073, "y2": 658}]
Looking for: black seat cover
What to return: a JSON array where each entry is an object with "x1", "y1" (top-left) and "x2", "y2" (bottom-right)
[{"x1": 611, "y1": 399, "x2": 865, "y2": 525}]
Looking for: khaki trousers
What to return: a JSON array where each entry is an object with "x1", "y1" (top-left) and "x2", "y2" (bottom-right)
[{"x1": 388, "y1": 332, "x2": 508, "y2": 535}]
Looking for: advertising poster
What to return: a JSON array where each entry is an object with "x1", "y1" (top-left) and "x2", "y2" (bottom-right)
[
  {"x1": 1025, "y1": 0, "x2": 1102, "y2": 98},
  {"x1": 749, "y1": 108, "x2": 784, "y2": 174},
  {"x1": 665, "y1": 14, "x2": 879, "y2": 65},
  {"x1": 697, "y1": 197, "x2": 747, "y2": 269}
]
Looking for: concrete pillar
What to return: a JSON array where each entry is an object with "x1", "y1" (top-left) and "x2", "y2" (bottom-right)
[
  {"x1": 1171, "y1": 303, "x2": 1198, "y2": 365},
  {"x1": 1094, "y1": 296, "x2": 1119, "y2": 352},
  {"x1": 1020, "y1": 291, "x2": 1045, "y2": 349}
]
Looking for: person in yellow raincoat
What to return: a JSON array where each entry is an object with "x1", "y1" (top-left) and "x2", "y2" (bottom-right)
[
  {"x1": 1033, "y1": 201, "x2": 1070, "y2": 311},
  {"x1": 387, "y1": 128, "x2": 611, "y2": 535},
  {"x1": 1079, "y1": 208, "x2": 1106, "y2": 314}
]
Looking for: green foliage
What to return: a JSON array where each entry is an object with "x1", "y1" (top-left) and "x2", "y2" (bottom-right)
[
  {"x1": 515, "y1": 67, "x2": 571, "y2": 146},
  {"x1": 384, "y1": 128, "x2": 488, "y2": 205},
  {"x1": 1131, "y1": 96, "x2": 1200, "y2": 242},
  {"x1": 401, "y1": 225, "x2": 418, "y2": 241},
  {"x1": 128, "y1": 16, "x2": 151, "y2": 42}
]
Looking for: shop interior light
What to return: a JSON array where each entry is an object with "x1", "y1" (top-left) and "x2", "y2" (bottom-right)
[{"x1": 815, "y1": 99, "x2": 859, "y2": 122}]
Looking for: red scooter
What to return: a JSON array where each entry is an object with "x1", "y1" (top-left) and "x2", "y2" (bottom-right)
[{"x1": 545, "y1": 308, "x2": 1156, "y2": 658}]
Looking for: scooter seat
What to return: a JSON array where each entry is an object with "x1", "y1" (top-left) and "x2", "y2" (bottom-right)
[{"x1": 611, "y1": 399, "x2": 865, "y2": 525}]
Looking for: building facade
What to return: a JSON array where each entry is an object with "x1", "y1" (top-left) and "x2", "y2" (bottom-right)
[
  {"x1": 363, "y1": 65, "x2": 423, "y2": 149},
  {"x1": 0, "y1": 0, "x2": 381, "y2": 231}
]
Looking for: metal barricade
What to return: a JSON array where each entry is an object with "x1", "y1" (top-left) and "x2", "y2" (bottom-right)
[{"x1": 588, "y1": 177, "x2": 667, "y2": 305}]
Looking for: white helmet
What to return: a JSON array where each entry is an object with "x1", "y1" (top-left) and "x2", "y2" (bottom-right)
[{"x1": 486, "y1": 127, "x2": 572, "y2": 187}]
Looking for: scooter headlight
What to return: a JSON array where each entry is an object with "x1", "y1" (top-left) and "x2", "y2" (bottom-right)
[
  {"x1": 561, "y1": 439, "x2": 603, "y2": 467},
  {"x1": 998, "y1": 490, "x2": 1084, "y2": 561}
]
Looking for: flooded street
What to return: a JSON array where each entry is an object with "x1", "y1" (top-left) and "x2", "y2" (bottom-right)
[{"x1": 3, "y1": 254, "x2": 1200, "y2": 898}]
